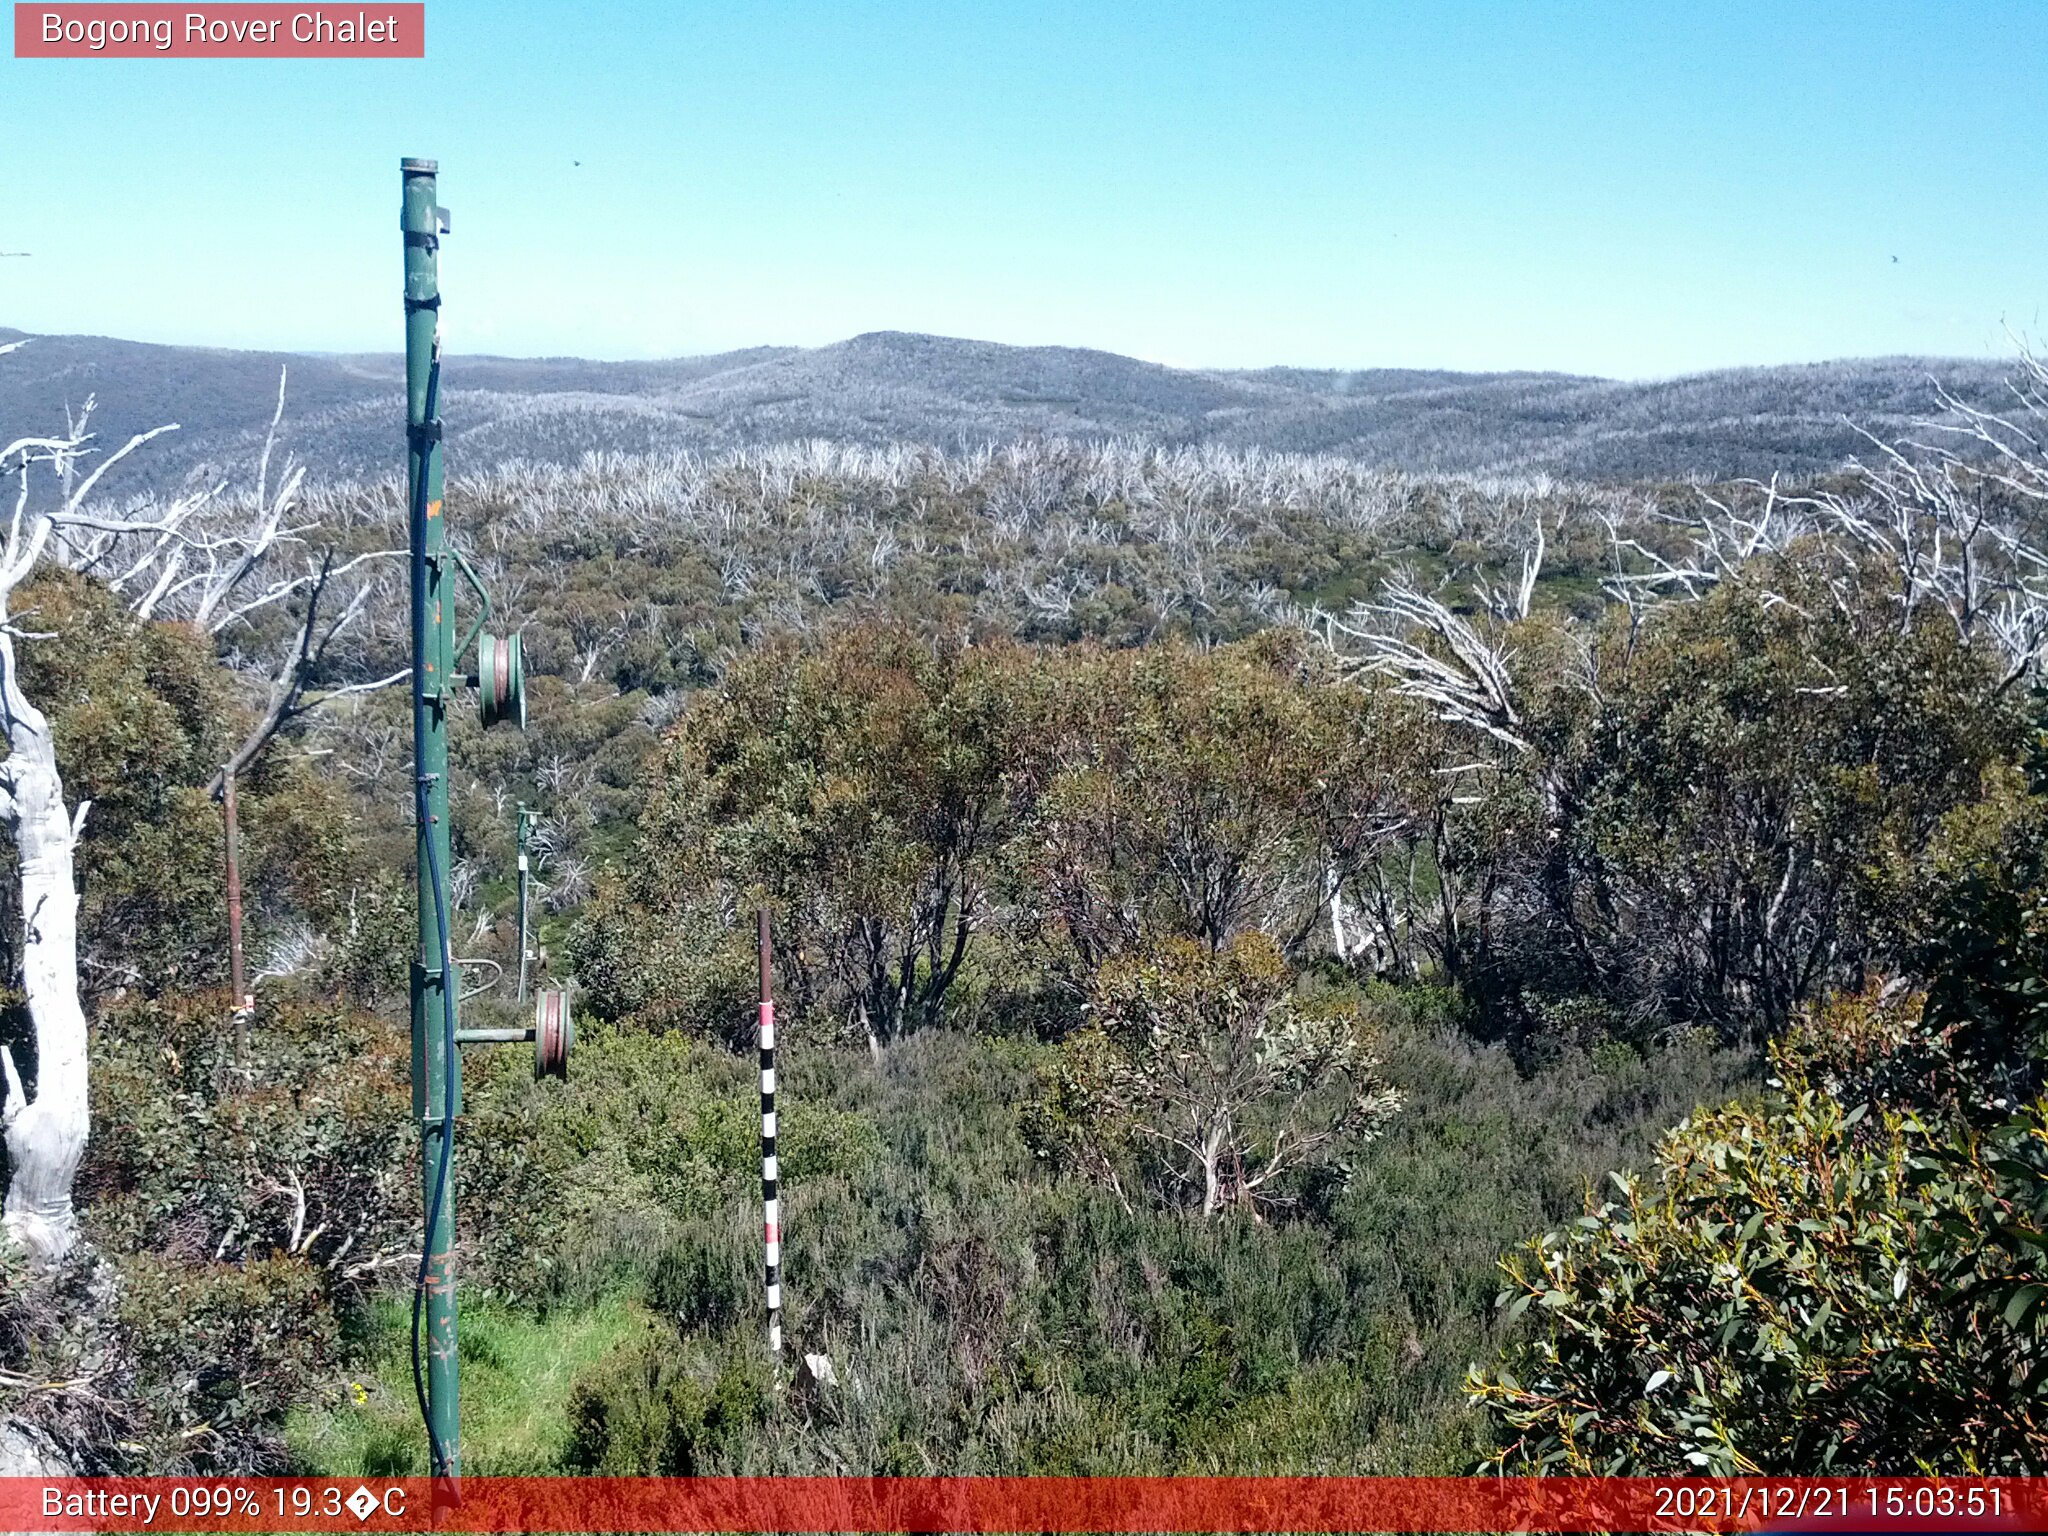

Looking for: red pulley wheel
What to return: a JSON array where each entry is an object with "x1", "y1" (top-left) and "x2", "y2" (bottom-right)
[
  {"x1": 477, "y1": 632, "x2": 526, "y2": 731},
  {"x1": 534, "y1": 987, "x2": 573, "y2": 1079}
]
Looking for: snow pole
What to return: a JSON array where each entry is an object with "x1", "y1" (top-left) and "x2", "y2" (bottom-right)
[{"x1": 758, "y1": 906, "x2": 782, "y2": 1363}]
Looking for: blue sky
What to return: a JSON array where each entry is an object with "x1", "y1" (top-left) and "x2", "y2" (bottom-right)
[{"x1": 1, "y1": 1, "x2": 2043, "y2": 376}]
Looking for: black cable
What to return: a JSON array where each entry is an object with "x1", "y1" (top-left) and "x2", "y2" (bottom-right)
[{"x1": 407, "y1": 346, "x2": 458, "y2": 1481}]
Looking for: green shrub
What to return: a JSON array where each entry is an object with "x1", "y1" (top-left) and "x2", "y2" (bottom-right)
[
  {"x1": 457, "y1": 1023, "x2": 880, "y2": 1305},
  {"x1": 530, "y1": 1013, "x2": 1744, "y2": 1476},
  {"x1": 81, "y1": 993, "x2": 413, "y2": 1275},
  {"x1": 1011, "y1": 633, "x2": 1417, "y2": 973},
  {"x1": 1027, "y1": 934, "x2": 1402, "y2": 1217},
  {"x1": 564, "y1": 1325, "x2": 765, "y2": 1473},
  {"x1": 0, "y1": 568, "x2": 357, "y2": 1008},
  {"x1": 1469, "y1": 1019, "x2": 2048, "y2": 1473},
  {"x1": 318, "y1": 870, "x2": 416, "y2": 1009},
  {"x1": 564, "y1": 895, "x2": 758, "y2": 1047},
  {"x1": 1, "y1": 1243, "x2": 342, "y2": 1476},
  {"x1": 1906, "y1": 742, "x2": 2048, "y2": 1112},
  {"x1": 648, "y1": 1224, "x2": 752, "y2": 1333},
  {"x1": 33, "y1": 993, "x2": 415, "y2": 1474},
  {"x1": 576, "y1": 625, "x2": 1028, "y2": 1047},
  {"x1": 115, "y1": 1253, "x2": 340, "y2": 1473}
]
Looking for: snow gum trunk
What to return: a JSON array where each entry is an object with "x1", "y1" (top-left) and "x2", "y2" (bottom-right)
[{"x1": 1, "y1": 645, "x2": 89, "y2": 1266}]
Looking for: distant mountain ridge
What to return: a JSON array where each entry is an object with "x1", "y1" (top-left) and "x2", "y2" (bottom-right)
[{"x1": 0, "y1": 325, "x2": 2017, "y2": 488}]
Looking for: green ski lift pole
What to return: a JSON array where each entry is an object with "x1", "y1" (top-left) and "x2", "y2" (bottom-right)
[
  {"x1": 402, "y1": 155, "x2": 461, "y2": 1486},
  {"x1": 403, "y1": 158, "x2": 559, "y2": 1492}
]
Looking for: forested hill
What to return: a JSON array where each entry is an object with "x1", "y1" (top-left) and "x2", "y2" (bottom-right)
[{"x1": 0, "y1": 323, "x2": 2015, "y2": 487}]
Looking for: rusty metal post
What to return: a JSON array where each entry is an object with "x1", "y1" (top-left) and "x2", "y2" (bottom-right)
[{"x1": 223, "y1": 767, "x2": 250, "y2": 1059}]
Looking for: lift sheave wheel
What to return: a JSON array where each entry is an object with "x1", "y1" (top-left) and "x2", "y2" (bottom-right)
[
  {"x1": 477, "y1": 631, "x2": 526, "y2": 731},
  {"x1": 534, "y1": 987, "x2": 573, "y2": 1080}
]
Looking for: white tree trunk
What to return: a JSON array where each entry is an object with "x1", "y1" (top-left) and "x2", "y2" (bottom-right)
[
  {"x1": 1198, "y1": 1123, "x2": 1226, "y2": 1219},
  {"x1": 0, "y1": 634, "x2": 90, "y2": 1267},
  {"x1": 1327, "y1": 878, "x2": 1350, "y2": 962},
  {"x1": 1, "y1": 370, "x2": 206, "y2": 1277}
]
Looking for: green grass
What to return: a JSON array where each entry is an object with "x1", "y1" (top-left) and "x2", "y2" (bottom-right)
[{"x1": 286, "y1": 1292, "x2": 653, "y2": 1475}]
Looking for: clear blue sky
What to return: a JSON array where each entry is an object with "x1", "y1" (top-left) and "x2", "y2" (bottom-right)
[{"x1": 1, "y1": 1, "x2": 2043, "y2": 376}]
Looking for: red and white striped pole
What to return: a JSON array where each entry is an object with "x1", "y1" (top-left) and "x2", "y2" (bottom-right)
[{"x1": 758, "y1": 907, "x2": 782, "y2": 1363}]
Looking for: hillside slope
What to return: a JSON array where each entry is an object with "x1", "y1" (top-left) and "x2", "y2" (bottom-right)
[{"x1": 0, "y1": 325, "x2": 2014, "y2": 487}]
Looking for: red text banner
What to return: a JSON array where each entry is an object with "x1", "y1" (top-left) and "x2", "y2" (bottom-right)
[
  {"x1": 0, "y1": 1477, "x2": 2042, "y2": 1533},
  {"x1": 14, "y1": 4, "x2": 424, "y2": 57}
]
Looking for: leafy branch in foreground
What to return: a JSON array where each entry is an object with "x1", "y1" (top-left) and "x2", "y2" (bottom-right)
[{"x1": 1469, "y1": 988, "x2": 2048, "y2": 1474}]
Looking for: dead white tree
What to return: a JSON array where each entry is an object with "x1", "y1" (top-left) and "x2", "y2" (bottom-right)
[
  {"x1": 1315, "y1": 536, "x2": 1573, "y2": 981},
  {"x1": 1598, "y1": 363, "x2": 2048, "y2": 691},
  {"x1": 1, "y1": 354, "x2": 404, "y2": 1263},
  {"x1": 99, "y1": 372, "x2": 410, "y2": 798},
  {"x1": 127, "y1": 371, "x2": 310, "y2": 631},
  {"x1": 1320, "y1": 579, "x2": 1533, "y2": 756},
  {"x1": 0, "y1": 359, "x2": 204, "y2": 1266},
  {"x1": 201, "y1": 547, "x2": 407, "y2": 800},
  {"x1": 1473, "y1": 513, "x2": 1546, "y2": 623},
  {"x1": 1597, "y1": 478, "x2": 1798, "y2": 607},
  {"x1": 1806, "y1": 372, "x2": 2048, "y2": 688}
]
